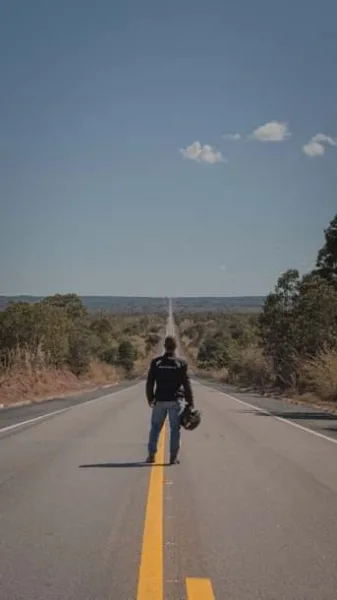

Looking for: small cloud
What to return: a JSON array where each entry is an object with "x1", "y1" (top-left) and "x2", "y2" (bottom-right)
[
  {"x1": 220, "y1": 265, "x2": 227, "y2": 271},
  {"x1": 223, "y1": 133, "x2": 241, "y2": 141},
  {"x1": 302, "y1": 141, "x2": 325, "y2": 157},
  {"x1": 180, "y1": 141, "x2": 225, "y2": 164},
  {"x1": 302, "y1": 133, "x2": 337, "y2": 157},
  {"x1": 248, "y1": 121, "x2": 291, "y2": 142},
  {"x1": 312, "y1": 133, "x2": 337, "y2": 146}
]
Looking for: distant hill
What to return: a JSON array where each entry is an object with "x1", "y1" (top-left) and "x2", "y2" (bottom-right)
[{"x1": 0, "y1": 295, "x2": 265, "y2": 314}]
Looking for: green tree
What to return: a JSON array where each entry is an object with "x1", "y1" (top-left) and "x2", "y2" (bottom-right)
[
  {"x1": 259, "y1": 269, "x2": 300, "y2": 387},
  {"x1": 42, "y1": 293, "x2": 88, "y2": 321},
  {"x1": 90, "y1": 316, "x2": 112, "y2": 336},
  {"x1": 293, "y1": 273, "x2": 337, "y2": 357},
  {"x1": 67, "y1": 325, "x2": 92, "y2": 375},
  {"x1": 41, "y1": 295, "x2": 92, "y2": 374},
  {"x1": 89, "y1": 316, "x2": 115, "y2": 357},
  {"x1": 0, "y1": 302, "x2": 70, "y2": 367},
  {"x1": 100, "y1": 347, "x2": 118, "y2": 365},
  {"x1": 197, "y1": 335, "x2": 232, "y2": 370},
  {"x1": 117, "y1": 340, "x2": 137, "y2": 373},
  {"x1": 315, "y1": 213, "x2": 337, "y2": 287}
]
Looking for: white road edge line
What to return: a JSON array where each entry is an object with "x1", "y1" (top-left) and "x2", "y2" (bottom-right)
[
  {"x1": 0, "y1": 382, "x2": 140, "y2": 435},
  {"x1": 204, "y1": 383, "x2": 337, "y2": 446},
  {"x1": 0, "y1": 408, "x2": 70, "y2": 434}
]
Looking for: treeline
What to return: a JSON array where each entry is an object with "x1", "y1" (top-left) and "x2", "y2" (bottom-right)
[
  {"x1": 176, "y1": 213, "x2": 337, "y2": 402},
  {"x1": 0, "y1": 296, "x2": 169, "y2": 314},
  {"x1": 172, "y1": 296, "x2": 263, "y2": 314},
  {"x1": 0, "y1": 293, "x2": 165, "y2": 377}
]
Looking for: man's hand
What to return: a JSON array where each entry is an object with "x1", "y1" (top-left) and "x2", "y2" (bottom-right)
[{"x1": 147, "y1": 399, "x2": 154, "y2": 408}]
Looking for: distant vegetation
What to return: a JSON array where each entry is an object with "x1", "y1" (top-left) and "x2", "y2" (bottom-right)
[
  {"x1": 176, "y1": 213, "x2": 337, "y2": 405},
  {"x1": 0, "y1": 296, "x2": 169, "y2": 314},
  {"x1": 0, "y1": 295, "x2": 264, "y2": 314},
  {"x1": 0, "y1": 294, "x2": 165, "y2": 405},
  {"x1": 173, "y1": 296, "x2": 264, "y2": 313}
]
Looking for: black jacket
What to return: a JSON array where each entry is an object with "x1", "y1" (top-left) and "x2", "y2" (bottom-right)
[{"x1": 146, "y1": 352, "x2": 193, "y2": 405}]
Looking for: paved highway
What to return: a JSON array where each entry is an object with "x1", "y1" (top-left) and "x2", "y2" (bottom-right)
[{"x1": 1, "y1": 317, "x2": 337, "y2": 598}]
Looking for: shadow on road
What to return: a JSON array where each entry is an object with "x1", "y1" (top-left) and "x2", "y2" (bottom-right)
[
  {"x1": 239, "y1": 409, "x2": 337, "y2": 421},
  {"x1": 79, "y1": 461, "x2": 168, "y2": 469}
]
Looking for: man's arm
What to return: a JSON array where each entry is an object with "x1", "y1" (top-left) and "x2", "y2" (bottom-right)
[
  {"x1": 181, "y1": 361, "x2": 194, "y2": 406},
  {"x1": 146, "y1": 359, "x2": 156, "y2": 405}
]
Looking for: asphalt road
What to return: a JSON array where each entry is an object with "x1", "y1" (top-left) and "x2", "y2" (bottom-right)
[
  {"x1": 1, "y1": 375, "x2": 337, "y2": 599},
  {"x1": 0, "y1": 380, "x2": 139, "y2": 433}
]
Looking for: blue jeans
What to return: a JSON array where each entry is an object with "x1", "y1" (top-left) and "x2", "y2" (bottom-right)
[{"x1": 148, "y1": 401, "x2": 181, "y2": 457}]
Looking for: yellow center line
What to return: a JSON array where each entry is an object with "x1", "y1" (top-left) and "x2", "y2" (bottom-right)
[
  {"x1": 136, "y1": 423, "x2": 166, "y2": 600},
  {"x1": 186, "y1": 577, "x2": 216, "y2": 599}
]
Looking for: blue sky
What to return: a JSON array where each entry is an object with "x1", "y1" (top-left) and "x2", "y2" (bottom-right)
[{"x1": 1, "y1": 0, "x2": 337, "y2": 297}]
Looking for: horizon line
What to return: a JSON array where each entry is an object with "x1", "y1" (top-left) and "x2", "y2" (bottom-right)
[{"x1": 0, "y1": 293, "x2": 267, "y2": 299}]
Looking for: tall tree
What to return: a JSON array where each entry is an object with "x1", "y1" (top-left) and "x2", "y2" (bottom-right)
[
  {"x1": 259, "y1": 269, "x2": 300, "y2": 387},
  {"x1": 293, "y1": 273, "x2": 337, "y2": 357},
  {"x1": 0, "y1": 302, "x2": 70, "y2": 367},
  {"x1": 315, "y1": 213, "x2": 337, "y2": 287}
]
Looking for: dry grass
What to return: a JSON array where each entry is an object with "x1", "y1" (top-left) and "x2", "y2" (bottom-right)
[
  {"x1": 181, "y1": 336, "x2": 198, "y2": 361},
  {"x1": 0, "y1": 364, "x2": 122, "y2": 407},
  {"x1": 196, "y1": 367, "x2": 230, "y2": 383},
  {"x1": 0, "y1": 347, "x2": 121, "y2": 407},
  {"x1": 0, "y1": 337, "x2": 163, "y2": 407},
  {"x1": 0, "y1": 368, "x2": 86, "y2": 407},
  {"x1": 132, "y1": 340, "x2": 163, "y2": 378},
  {"x1": 86, "y1": 361, "x2": 121, "y2": 385},
  {"x1": 297, "y1": 349, "x2": 337, "y2": 402},
  {"x1": 230, "y1": 346, "x2": 275, "y2": 389}
]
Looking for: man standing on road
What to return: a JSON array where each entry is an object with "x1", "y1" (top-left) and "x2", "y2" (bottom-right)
[{"x1": 145, "y1": 335, "x2": 194, "y2": 465}]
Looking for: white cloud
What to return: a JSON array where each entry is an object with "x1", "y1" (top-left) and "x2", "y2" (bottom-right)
[
  {"x1": 302, "y1": 133, "x2": 337, "y2": 157},
  {"x1": 223, "y1": 133, "x2": 241, "y2": 141},
  {"x1": 220, "y1": 265, "x2": 227, "y2": 272},
  {"x1": 311, "y1": 133, "x2": 337, "y2": 146},
  {"x1": 302, "y1": 141, "x2": 325, "y2": 157},
  {"x1": 180, "y1": 141, "x2": 225, "y2": 164},
  {"x1": 249, "y1": 121, "x2": 291, "y2": 142}
]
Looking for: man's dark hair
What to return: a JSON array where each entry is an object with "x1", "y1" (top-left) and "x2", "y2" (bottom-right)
[{"x1": 164, "y1": 335, "x2": 177, "y2": 352}]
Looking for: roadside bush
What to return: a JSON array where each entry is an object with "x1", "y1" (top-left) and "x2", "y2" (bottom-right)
[
  {"x1": 116, "y1": 340, "x2": 137, "y2": 373},
  {"x1": 229, "y1": 346, "x2": 275, "y2": 388},
  {"x1": 145, "y1": 333, "x2": 161, "y2": 353},
  {"x1": 297, "y1": 349, "x2": 337, "y2": 401},
  {"x1": 67, "y1": 326, "x2": 92, "y2": 375},
  {"x1": 99, "y1": 347, "x2": 118, "y2": 365}
]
